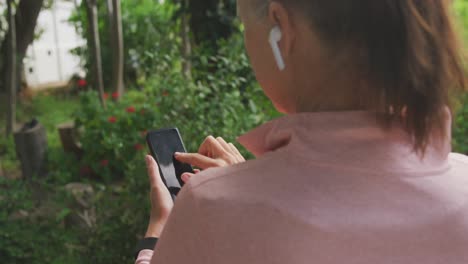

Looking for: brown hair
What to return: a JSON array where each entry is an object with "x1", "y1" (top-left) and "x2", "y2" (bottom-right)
[{"x1": 255, "y1": 0, "x2": 467, "y2": 153}]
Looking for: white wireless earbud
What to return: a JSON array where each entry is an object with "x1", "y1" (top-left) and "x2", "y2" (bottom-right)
[{"x1": 269, "y1": 26, "x2": 285, "y2": 71}]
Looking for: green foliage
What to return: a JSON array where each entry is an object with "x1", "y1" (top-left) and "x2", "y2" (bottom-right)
[
  {"x1": 0, "y1": 160, "x2": 149, "y2": 264},
  {"x1": 0, "y1": 135, "x2": 19, "y2": 173},
  {"x1": 453, "y1": 93, "x2": 468, "y2": 154},
  {"x1": 454, "y1": 0, "x2": 468, "y2": 41},
  {"x1": 69, "y1": 0, "x2": 181, "y2": 88},
  {"x1": 188, "y1": 0, "x2": 238, "y2": 48},
  {"x1": 0, "y1": 178, "x2": 82, "y2": 264},
  {"x1": 80, "y1": 162, "x2": 149, "y2": 263},
  {"x1": 453, "y1": 0, "x2": 468, "y2": 154},
  {"x1": 74, "y1": 90, "x2": 160, "y2": 181},
  {"x1": 75, "y1": 34, "x2": 278, "y2": 183}
]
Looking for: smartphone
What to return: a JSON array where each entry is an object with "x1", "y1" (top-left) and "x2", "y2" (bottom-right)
[{"x1": 146, "y1": 128, "x2": 194, "y2": 197}]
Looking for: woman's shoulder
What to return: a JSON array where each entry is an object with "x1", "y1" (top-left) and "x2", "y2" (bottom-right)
[
  {"x1": 180, "y1": 151, "x2": 286, "y2": 202},
  {"x1": 184, "y1": 154, "x2": 274, "y2": 191},
  {"x1": 449, "y1": 152, "x2": 468, "y2": 165}
]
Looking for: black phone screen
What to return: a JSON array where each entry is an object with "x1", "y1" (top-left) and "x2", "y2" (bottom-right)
[{"x1": 146, "y1": 128, "x2": 193, "y2": 195}]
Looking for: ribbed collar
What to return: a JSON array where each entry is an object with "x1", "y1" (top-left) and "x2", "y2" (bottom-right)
[{"x1": 238, "y1": 111, "x2": 452, "y2": 174}]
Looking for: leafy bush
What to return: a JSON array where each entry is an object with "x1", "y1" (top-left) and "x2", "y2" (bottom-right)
[
  {"x1": 74, "y1": 33, "x2": 278, "y2": 182},
  {"x1": 74, "y1": 90, "x2": 160, "y2": 181}
]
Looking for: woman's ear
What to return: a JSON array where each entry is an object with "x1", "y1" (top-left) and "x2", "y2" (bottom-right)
[{"x1": 268, "y1": 2, "x2": 295, "y2": 59}]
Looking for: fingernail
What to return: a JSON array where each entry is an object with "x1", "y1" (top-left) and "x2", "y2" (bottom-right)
[
  {"x1": 182, "y1": 173, "x2": 189, "y2": 182},
  {"x1": 145, "y1": 155, "x2": 152, "y2": 166},
  {"x1": 174, "y1": 152, "x2": 181, "y2": 157}
]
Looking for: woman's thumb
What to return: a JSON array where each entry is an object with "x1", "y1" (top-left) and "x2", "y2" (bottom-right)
[{"x1": 145, "y1": 155, "x2": 163, "y2": 187}]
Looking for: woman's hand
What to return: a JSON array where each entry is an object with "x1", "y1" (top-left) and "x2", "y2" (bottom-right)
[
  {"x1": 175, "y1": 136, "x2": 245, "y2": 182},
  {"x1": 143, "y1": 137, "x2": 244, "y2": 236},
  {"x1": 144, "y1": 155, "x2": 174, "y2": 238}
]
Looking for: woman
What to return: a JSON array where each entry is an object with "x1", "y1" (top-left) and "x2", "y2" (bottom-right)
[{"x1": 136, "y1": 0, "x2": 468, "y2": 263}]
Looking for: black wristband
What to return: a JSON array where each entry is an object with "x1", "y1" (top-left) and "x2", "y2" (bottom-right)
[{"x1": 134, "y1": 237, "x2": 159, "y2": 260}]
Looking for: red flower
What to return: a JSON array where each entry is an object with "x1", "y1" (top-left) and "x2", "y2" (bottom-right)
[
  {"x1": 162, "y1": 91, "x2": 169, "y2": 97},
  {"x1": 100, "y1": 160, "x2": 109, "y2": 167},
  {"x1": 108, "y1": 116, "x2": 117, "y2": 123},
  {"x1": 126, "y1": 106, "x2": 136, "y2": 113},
  {"x1": 103, "y1": 93, "x2": 109, "y2": 100},
  {"x1": 112, "y1": 92, "x2": 120, "y2": 99},
  {"x1": 134, "y1": 144, "x2": 144, "y2": 151},
  {"x1": 77, "y1": 79, "x2": 87, "y2": 87}
]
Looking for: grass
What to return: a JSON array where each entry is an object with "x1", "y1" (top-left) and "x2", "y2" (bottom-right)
[
  {"x1": 0, "y1": 89, "x2": 80, "y2": 178},
  {"x1": 15, "y1": 92, "x2": 80, "y2": 148}
]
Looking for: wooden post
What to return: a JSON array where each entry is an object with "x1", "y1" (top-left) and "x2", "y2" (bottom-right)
[
  {"x1": 86, "y1": 0, "x2": 107, "y2": 107},
  {"x1": 5, "y1": 0, "x2": 17, "y2": 136},
  {"x1": 57, "y1": 122, "x2": 83, "y2": 159},
  {"x1": 14, "y1": 121, "x2": 48, "y2": 180}
]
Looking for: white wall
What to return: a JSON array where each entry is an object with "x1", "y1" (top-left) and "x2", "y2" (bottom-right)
[{"x1": 24, "y1": 0, "x2": 85, "y2": 89}]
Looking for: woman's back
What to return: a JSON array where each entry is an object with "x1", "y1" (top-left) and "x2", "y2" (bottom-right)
[{"x1": 151, "y1": 112, "x2": 468, "y2": 264}]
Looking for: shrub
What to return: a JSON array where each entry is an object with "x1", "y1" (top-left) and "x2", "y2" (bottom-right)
[
  {"x1": 74, "y1": 33, "x2": 278, "y2": 182},
  {"x1": 74, "y1": 90, "x2": 160, "y2": 182}
]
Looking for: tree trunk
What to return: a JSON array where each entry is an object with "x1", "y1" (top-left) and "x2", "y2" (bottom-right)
[
  {"x1": 107, "y1": 0, "x2": 124, "y2": 97},
  {"x1": 5, "y1": 0, "x2": 17, "y2": 136},
  {"x1": 86, "y1": 0, "x2": 106, "y2": 107},
  {"x1": 180, "y1": 0, "x2": 192, "y2": 80},
  {"x1": 0, "y1": 0, "x2": 44, "y2": 93},
  {"x1": 106, "y1": 0, "x2": 117, "y2": 84},
  {"x1": 15, "y1": 0, "x2": 44, "y2": 76}
]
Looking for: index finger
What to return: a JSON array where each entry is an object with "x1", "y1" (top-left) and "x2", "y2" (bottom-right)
[{"x1": 175, "y1": 152, "x2": 221, "y2": 169}]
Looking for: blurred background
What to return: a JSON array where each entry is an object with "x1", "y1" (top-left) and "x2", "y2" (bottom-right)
[{"x1": 0, "y1": 0, "x2": 467, "y2": 263}]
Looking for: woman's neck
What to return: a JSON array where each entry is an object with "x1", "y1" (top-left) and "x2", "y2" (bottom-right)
[{"x1": 292, "y1": 72, "x2": 369, "y2": 113}]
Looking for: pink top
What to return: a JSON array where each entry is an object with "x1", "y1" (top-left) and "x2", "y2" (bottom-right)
[{"x1": 136, "y1": 111, "x2": 468, "y2": 264}]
